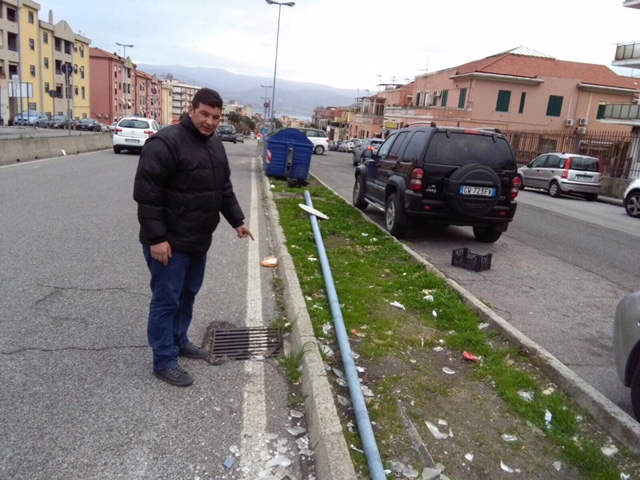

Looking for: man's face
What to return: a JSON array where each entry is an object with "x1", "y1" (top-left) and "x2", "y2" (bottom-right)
[{"x1": 188, "y1": 103, "x2": 222, "y2": 137}]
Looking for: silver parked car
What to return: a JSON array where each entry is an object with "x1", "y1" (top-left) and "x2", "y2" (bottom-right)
[
  {"x1": 613, "y1": 291, "x2": 640, "y2": 420},
  {"x1": 517, "y1": 152, "x2": 601, "y2": 201}
]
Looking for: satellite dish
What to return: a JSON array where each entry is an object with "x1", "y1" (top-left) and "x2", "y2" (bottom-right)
[{"x1": 48, "y1": 90, "x2": 58, "y2": 98}]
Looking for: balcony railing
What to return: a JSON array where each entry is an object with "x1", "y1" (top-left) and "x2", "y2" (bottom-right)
[
  {"x1": 603, "y1": 103, "x2": 640, "y2": 120},
  {"x1": 613, "y1": 41, "x2": 640, "y2": 68}
]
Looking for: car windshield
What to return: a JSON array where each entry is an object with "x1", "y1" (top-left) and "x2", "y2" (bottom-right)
[
  {"x1": 427, "y1": 132, "x2": 516, "y2": 170},
  {"x1": 219, "y1": 126, "x2": 234, "y2": 133}
]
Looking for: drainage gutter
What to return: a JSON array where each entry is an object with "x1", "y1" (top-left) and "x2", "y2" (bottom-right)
[{"x1": 303, "y1": 190, "x2": 387, "y2": 480}]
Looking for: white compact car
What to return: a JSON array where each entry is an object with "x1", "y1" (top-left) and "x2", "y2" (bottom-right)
[{"x1": 113, "y1": 117, "x2": 160, "y2": 154}]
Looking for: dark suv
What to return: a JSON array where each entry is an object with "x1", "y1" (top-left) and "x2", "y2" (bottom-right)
[{"x1": 352, "y1": 124, "x2": 521, "y2": 242}]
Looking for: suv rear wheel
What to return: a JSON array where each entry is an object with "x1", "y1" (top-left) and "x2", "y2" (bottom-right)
[
  {"x1": 473, "y1": 225, "x2": 502, "y2": 243},
  {"x1": 385, "y1": 193, "x2": 409, "y2": 238}
]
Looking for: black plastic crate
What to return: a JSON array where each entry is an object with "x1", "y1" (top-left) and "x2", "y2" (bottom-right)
[{"x1": 451, "y1": 248, "x2": 492, "y2": 272}]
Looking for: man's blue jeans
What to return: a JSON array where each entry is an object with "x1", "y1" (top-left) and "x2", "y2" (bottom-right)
[{"x1": 143, "y1": 245, "x2": 207, "y2": 371}]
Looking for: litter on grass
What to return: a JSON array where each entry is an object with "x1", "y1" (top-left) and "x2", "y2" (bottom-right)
[
  {"x1": 501, "y1": 434, "x2": 518, "y2": 443},
  {"x1": 544, "y1": 410, "x2": 553, "y2": 429},
  {"x1": 390, "y1": 300, "x2": 406, "y2": 310},
  {"x1": 426, "y1": 421, "x2": 450, "y2": 440},
  {"x1": 517, "y1": 390, "x2": 534, "y2": 402},
  {"x1": 423, "y1": 294, "x2": 434, "y2": 302},
  {"x1": 500, "y1": 461, "x2": 515, "y2": 473},
  {"x1": 463, "y1": 351, "x2": 481, "y2": 362},
  {"x1": 442, "y1": 367, "x2": 455, "y2": 375}
]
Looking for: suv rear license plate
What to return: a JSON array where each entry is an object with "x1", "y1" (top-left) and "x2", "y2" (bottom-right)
[
  {"x1": 125, "y1": 139, "x2": 140, "y2": 144},
  {"x1": 460, "y1": 186, "x2": 496, "y2": 197},
  {"x1": 576, "y1": 175, "x2": 592, "y2": 181}
]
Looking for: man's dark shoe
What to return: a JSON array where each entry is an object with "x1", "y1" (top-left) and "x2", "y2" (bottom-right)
[
  {"x1": 178, "y1": 342, "x2": 208, "y2": 360},
  {"x1": 153, "y1": 366, "x2": 193, "y2": 387}
]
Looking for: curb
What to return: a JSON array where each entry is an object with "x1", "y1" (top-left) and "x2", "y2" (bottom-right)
[{"x1": 261, "y1": 171, "x2": 358, "y2": 480}]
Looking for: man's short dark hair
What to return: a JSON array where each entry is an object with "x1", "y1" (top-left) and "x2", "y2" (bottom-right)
[{"x1": 192, "y1": 88, "x2": 223, "y2": 110}]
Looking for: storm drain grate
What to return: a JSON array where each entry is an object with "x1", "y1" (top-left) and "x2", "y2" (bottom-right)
[{"x1": 210, "y1": 327, "x2": 283, "y2": 361}]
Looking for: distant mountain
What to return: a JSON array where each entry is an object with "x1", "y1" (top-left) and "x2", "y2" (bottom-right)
[{"x1": 136, "y1": 64, "x2": 360, "y2": 119}]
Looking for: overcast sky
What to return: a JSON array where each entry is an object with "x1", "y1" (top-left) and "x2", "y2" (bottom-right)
[{"x1": 37, "y1": 0, "x2": 640, "y2": 92}]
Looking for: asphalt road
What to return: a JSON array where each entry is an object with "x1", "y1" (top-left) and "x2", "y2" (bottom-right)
[
  {"x1": 0, "y1": 142, "x2": 314, "y2": 479},
  {"x1": 310, "y1": 150, "x2": 640, "y2": 418}
]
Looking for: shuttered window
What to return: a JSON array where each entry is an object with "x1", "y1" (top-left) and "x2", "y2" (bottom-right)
[
  {"x1": 496, "y1": 90, "x2": 511, "y2": 112},
  {"x1": 458, "y1": 88, "x2": 467, "y2": 109},
  {"x1": 518, "y1": 92, "x2": 526, "y2": 114},
  {"x1": 546, "y1": 95, "x2": 563, "y2": 117}
]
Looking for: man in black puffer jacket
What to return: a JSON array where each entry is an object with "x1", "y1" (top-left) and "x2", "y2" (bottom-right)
[{"x1": 133, "y1": 88, "x2": 254, "y2": 387}]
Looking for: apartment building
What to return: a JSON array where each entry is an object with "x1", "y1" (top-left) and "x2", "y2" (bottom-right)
[
  {"x1": 349, "y1": 47, "x2": 639, "y2": 141},
  {"x1": 0, "y1": 1, "x2": 90, "y2": 122}
]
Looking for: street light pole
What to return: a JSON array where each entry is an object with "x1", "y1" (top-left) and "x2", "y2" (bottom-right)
[
  {"x1": 116, "y1": 42, "x2": 134, "y2": 116},
  {"x1": 115, "y1": 42, "x2": 134, "y2": 60},
  {"x1": 265, "y1": 0, "x2": 294, "y2": 131}
]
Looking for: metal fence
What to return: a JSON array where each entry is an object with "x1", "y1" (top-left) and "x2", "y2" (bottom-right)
[{"x1": 502, "y1": 129, "x2": 639, "y2": 178}]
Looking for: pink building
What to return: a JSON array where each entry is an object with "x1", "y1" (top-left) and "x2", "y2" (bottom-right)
[
  {"x1": 350, "y1": 48, "x2": 640, "y2": 139},
  {"x1": 89, "y1": 47, "x2": 125, "y2": 124},
  {"x1": 89, "y1": 47, "x2": 162, "y2": 123}
]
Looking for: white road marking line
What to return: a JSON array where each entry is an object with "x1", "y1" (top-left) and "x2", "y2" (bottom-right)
[{"x1": 239, "y1": 157, "x2": 267, "y2": 476}]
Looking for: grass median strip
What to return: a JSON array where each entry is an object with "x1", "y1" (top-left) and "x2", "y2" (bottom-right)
[{"x1": 269, "y1": 175, "x2": 640, "y2": 479}]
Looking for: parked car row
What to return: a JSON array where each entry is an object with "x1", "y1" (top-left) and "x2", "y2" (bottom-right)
[{"x1": 352, "y1": 138, "x2": 383, "y2": 165}]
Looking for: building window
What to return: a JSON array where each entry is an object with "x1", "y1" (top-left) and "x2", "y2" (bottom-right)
[
  {"x1": 546, "y1": 95, "x2": 563, "y2": 117},
  {"x1": 28, "y1": 11, "x2": 34, "y2": 24},
  {"x1": 597, "y1": 103, "x2": 606, "y2": 119},
  {"x1": 44, "y1": 57, "x2": 49, "y2": 68},
  {"x1": 29, "y1": 38, "x2": 35, "y2": 50},
  {"x1": 458, "y1": 88, "x2": 467, "y2": 109},
  {"x1": 82, "y1": 86, "x2": 85, "y2": 99},
  {"x1": 496, "y1": 90, "x2": 511, "y2": 112},
  {"x1": 30, "y1": 65, "x2": 36, "y2": 77},
  {"x1": 75, "y1": 86, "x2": 79, "y2": 96},
  {"x1": 80, "y1": 46, "x2": 84, "y2": 58},
  {"x1": 44, "y1": 82, "x2": 50, "y2": 92},
  {"x1": 441, "y1": 90, "x2": 448, "y2": 107},
  {"x1": 518, "y1": 92, "x2": 526, "y2": 114},
  {"x1": 415, "y1": 92, "x2": 421, "y2": 107},
  {"x1": 80, "y1": 66, "x2": 85, "y2": 79},
  {"x1": 43, "y1": 32, "x2": 49, "y2": 44}
]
